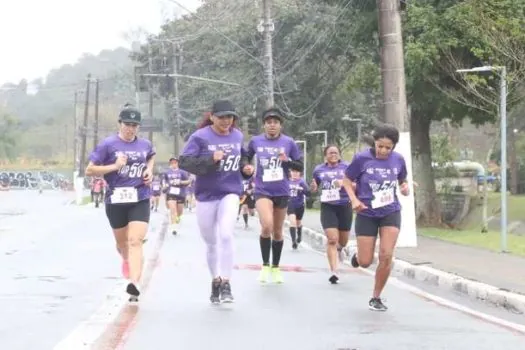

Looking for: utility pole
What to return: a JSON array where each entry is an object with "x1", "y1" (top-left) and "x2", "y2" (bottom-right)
[
  {"x1": 79, "y1": 74, "x2": 91, "y2": 177},
  {"x1": 148, "y1": 90, "x2": 154, "y2": 142},
  {"x1": 262, "y1": 0, "x2": 275, "y2": 108},
  {"x1": 93, "y1": 79, "x2": 100, "y2": 148},
  {"x1": 377, "y1": 0, "x2": 408, "y2": 131},
  {"x1": 73, "y1": 91, "x2": 78, "y2": 170},
  {"x1": 172, "y1": 42, "x2": 182, "y2": 156}
]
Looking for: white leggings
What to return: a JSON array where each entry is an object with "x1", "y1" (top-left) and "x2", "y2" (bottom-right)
[{"x1": 196, "y1": 194, "x2": 239, "y2": 279}]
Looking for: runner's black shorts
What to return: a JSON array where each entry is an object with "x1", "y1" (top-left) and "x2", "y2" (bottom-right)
[
  {"x1": 287, "y1": 205, "x2": 305, "y2": 220},
  {"x1": 166, "y1": 194, "x2": 185, "y2": 204},
  {"x1": 244, "y1": 195, "x2": 255, "y2": 209},
  {"x1": 320, "y1": 202, "x2": 353, "y2": 231},
  {"x1": 354, "y1": 211, "x2": 401, "y2": 237},
  {"x1": 254, "y1": 194, "x2": 289, "y2": 209},
  {"x1": 105, "y1": 199, "x2": 151, "y2": 229}
]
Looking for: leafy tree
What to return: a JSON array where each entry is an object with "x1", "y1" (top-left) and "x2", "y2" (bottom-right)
[{"x1": 0, "y1": 113, "x2": 20, "y2": 160}]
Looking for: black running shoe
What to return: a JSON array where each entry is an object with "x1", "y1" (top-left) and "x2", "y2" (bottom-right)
[
  {"x1": 369, "y1": 297, "x2": 387, "y2": 311},
  {"x1": 328, "y1": 274, "x2": 339, "y2": 284},
  {"x1": 210, "y1": 279, "x2": 221, "y2": 304},
  {"x1": 292, "y1": 242, "x2": 298, "y2": 250},
  {"x1": 351, "y1": 253, "x2": 359, "y2": 268},
  {"x1": 126, "y1": 283, "x2": 140, "y2": 297},
  {"x1": 220, "y1": 281, "x2": 234, "y2": 303}
]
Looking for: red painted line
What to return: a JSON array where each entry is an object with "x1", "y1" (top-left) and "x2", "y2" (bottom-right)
[{"x1": 92, "y1": 220, "x2": 169, "y2": 350}]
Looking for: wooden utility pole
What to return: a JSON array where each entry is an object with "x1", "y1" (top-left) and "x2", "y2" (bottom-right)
[
  {"x1": 93, "y1": 79, "x2": 100, "y2": 148},
  {"x1": 73, "y1": 91, "x2": 78, "y2": 169},
  {"x1": 78, "y1": 74, "x2": 91, "y2": 177},
  {"x1": 148, "y1": 90, "x2": 154, "y2": 142},
  {"x1": 262, "y1": 0, "x2": 275, "y2": 108},
  {"x1": 377, "y1": 0, "x2": 408, "y2": 130}
]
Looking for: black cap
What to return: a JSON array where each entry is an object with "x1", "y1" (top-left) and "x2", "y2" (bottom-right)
[
  {"x1": 212, "y1": 100, "x2": 238, "y2": 118},
  {"x1": 262, "y1": 107, "x2": 284, "y2": 122},
  {"x1": 119, "y1": 106, "x2": 142, "y2": 124}
]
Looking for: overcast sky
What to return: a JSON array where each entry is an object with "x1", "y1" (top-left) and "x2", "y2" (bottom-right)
[{"x1": 0, "y1": 0, "x2": 201, "y2": 85}]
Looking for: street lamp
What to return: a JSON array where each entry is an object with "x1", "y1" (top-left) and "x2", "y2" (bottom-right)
[
  {"x1": 456, "y1": 65, "x2": 507, "y2": 252},
  {"x1": 295, "y1": 140, "x2": 307, "y2": 179},
  {"x1": 343, "y1": 115, "x2": 363, "y2": 153},
  {"x1": 305, "y1": 130, "x2": 328, "y2": 147}
]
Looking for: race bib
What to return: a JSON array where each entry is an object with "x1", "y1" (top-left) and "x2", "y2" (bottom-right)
[
  {"x1": 320, "y1": 189, "x2": 340, "y2": 202},
  {"x1": 169, "y1": 187, "x2": 181, "y2": 195},
  {"x1": 171, "y1": 179, "x2": 180, "y2": 185},
  {"x1": 152, "y1": 185, "x2": 160, "y2": 191},
  {"x1": 262, "y1": 168, "x2": 284, "y2": 182},
  {"x1": 371, "y1": 188, "x2": 395, "y2": 209},
  {"x1": 111, "y1": 187, "x2": 138, "y2": 204}
]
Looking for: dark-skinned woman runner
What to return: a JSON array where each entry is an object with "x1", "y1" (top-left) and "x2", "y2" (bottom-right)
[
  {"x1": 342, "y1": 124, "x2": 411, "y2": 311},
  {"x1": 311, "y1": 145, "x2": 352, "y2": 284},
  {"x1": 245, "y1": 107, "x2": 303, "y2": 284}
]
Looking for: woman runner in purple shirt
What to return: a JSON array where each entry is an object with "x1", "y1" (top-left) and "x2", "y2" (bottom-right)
[
  {"x1": 343, "y1": 124, "x2": 410, "y2": 311},
  {"x1": 86, "y1": 106, "x2": 155, "y2": 301},
  {"x1": 246, "y1": 108, "x2": 303, "y2": 284},
  {"x1": 179, "y1": 100, "x2": 254, "y2": 304}
]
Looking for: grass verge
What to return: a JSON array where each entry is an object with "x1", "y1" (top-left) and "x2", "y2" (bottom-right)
[{"x1": 419, "y1": 228, "x2": 525, "y2": 257}]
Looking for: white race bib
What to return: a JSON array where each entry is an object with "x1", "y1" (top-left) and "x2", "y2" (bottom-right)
[
  {"x1": 371, "y1": 188, "x2": 395, "y2": 209},
  {"x1": 262, "y1": 168, "x2": 284, "y2": 182},
  {"x1": 169, "y1": 187, "x2": 181, "y2": 195},
  {"x1": 111, "y1": 187, "x2": 138, "y2": 204},
  {"x1": 320, "y1": 189, "x2": 340, "y2": 202},
  {"x1": 153, "y1": 185, "x2": 160, "y2": 191}
]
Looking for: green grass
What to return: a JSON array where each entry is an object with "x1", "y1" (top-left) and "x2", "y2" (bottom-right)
[
  {"x1": 460, "y1": 192, "x2": 525, "y2": 230},
  {"x1": 419, "y1": 228, "x2": 525, "y2": 257}
]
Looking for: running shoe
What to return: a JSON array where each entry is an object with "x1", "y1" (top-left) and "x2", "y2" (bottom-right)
[
  {"x1": 210, "y1": 279, "x2": 221, "y2": 304},
  {"x1": 220, "y1": 281, "x2": 234, "y2": 303},
  {"x1": 258, "y1": 265, "x2": 271, "y2": 283},
  {"x1": 369, "y1": 297, "x2": 388, "y2": 311},
  {"x1": 271, "y1": 266, "x2": 284, "y2": 284}
]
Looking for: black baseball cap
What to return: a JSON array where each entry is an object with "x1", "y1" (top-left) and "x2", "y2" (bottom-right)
[
  {"x1": 262, "y1": 107, "x2": 284, "y2": 122},
  {"x1": 119, "y1": 106, "x2": 142, "y2": 124},
  {"x1": 212, "y1": 100, "x2": 238, "y2": 118}
]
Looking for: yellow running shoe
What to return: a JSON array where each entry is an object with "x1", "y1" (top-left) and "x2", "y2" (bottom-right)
[
  {"x1": 271, "y1": 266, "x2": 284, "y2": 284},
  {"x1": 258, "y1": 265, "x2": 271, "y2": 283}
]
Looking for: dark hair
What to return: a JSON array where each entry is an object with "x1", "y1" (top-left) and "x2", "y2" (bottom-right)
[
  {"x1": 372, "y1": 123, "x2": 399, "y2": 145},
  {"x1": 323, "y1": 144, "x2": 340, "y2": 155},
  {"x1": 261, "y1": 107, "x2": 284, "y2": 122},
  {"x1": 197, "y1": 111, "x2": 239, "y2": 130}
]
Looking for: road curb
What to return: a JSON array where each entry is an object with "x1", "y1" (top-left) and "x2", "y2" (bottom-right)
[{"x1": 284, "y1": 220, "x2": 525, "y2": 314}]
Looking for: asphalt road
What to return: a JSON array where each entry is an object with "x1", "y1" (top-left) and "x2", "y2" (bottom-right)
[{"x1": 0, "y1": 191, "x2": 523, "y2": 350}]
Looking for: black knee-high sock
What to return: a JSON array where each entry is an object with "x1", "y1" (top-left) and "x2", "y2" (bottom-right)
[
  {"x1": 243, "y1": 213, "x2": 248, "y2": 225},
  {"x1": 238, "y1": 205, "x2": 242, "y2": 216},
  {"x1": 297, "y1": 226, "x2": 303, "y2": 242},
  {"x1": 289, "y1": 227, "x2": 297, "y2": 243},
  {"x1": 260, "y1": 236, "x2": 271, "y2": 265},
  {"x1": 272, "y1": 240, "x2": 284, "y2": 267}
]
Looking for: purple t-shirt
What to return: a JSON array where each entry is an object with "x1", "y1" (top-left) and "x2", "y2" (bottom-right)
[
  {"x1": 247, "y1": 133, "x2": 301, "y2": 197},
  {"x1": 181, "y1": 126, "x2": 245, "y2": 202},
  {"x1": 151, "y1": 178, "x2": 162, "y2": 194},
  {"x1": 89, "y1": 134, "x2": 156, "y2": 204},
  {"x1": 289, "y1": 178, "x2": 309, "y2": 208},
  {"x1": 344, "y1": 149, "x2": 407, "y2": 217},
  {"x1": 163, "y1": 168, "x2": 189, "y2": 198},
  {"x1": 313, "y1": 161, "x2": 350, "y2": 206}
]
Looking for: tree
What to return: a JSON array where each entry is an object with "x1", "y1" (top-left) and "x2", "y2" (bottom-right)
[{"x1": 0, "y1": 113, "x2": 20, "y2": 160}]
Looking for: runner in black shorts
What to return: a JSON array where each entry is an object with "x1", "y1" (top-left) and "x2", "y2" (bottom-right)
[
  {"x1": 86, "y1": 105, "x2": 155, "y2": 301},
  {"x1": 343, "y1": 124, "x2": 411, "y2": 311},
  {"x1": 287, "y1": 169, "x2": 310, "y2": 249},
  {"x1": 311, "y1": 145, "x2": 352, "y2": 284},
  {"x1": 246, "y1": 108, "x2": 303, "y2": 284},
  {"x1": 238, "y1": 178, "x2": 255, "y2": 229}
]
